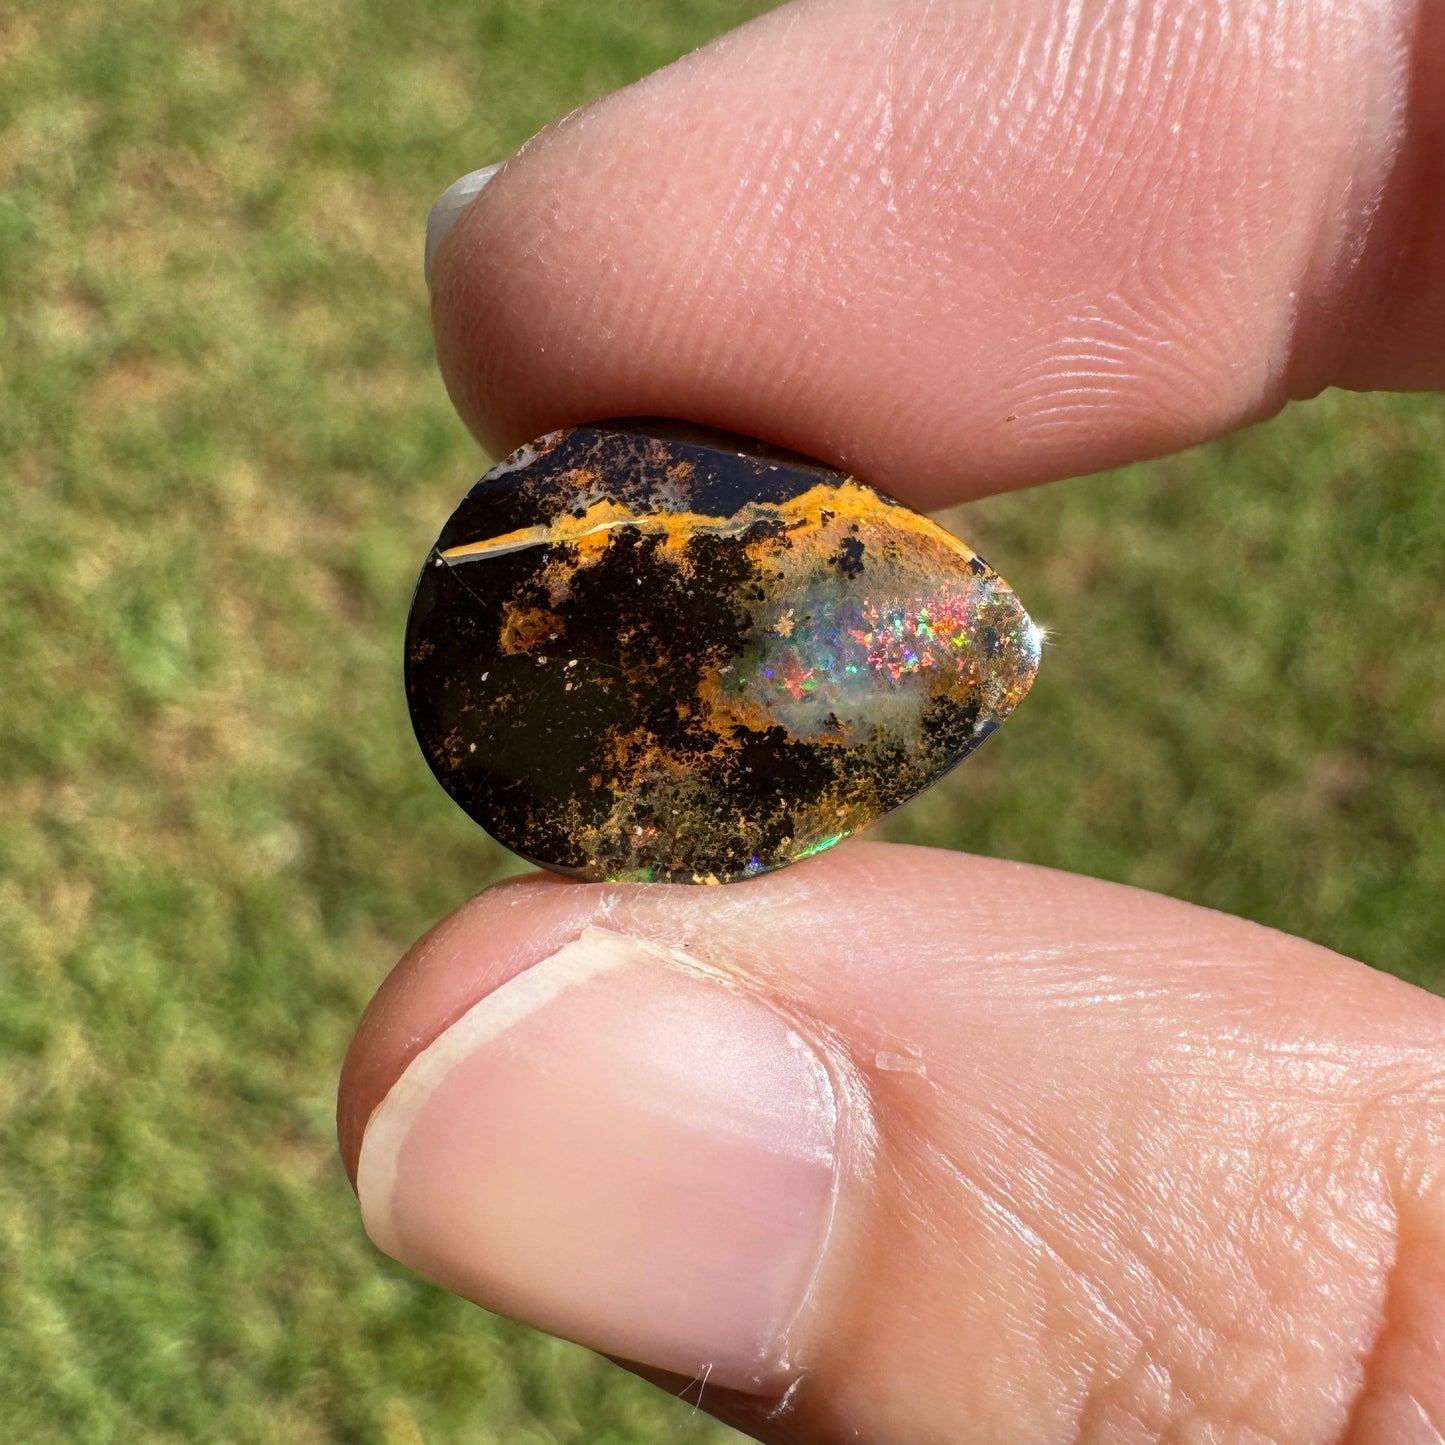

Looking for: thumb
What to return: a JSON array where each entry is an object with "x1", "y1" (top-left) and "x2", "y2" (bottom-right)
[{"x1": 338, "y1": 843, "x2": 1445, "y2": 1443}]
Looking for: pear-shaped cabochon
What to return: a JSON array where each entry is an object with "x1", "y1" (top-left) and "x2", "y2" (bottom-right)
[{"x1": 405, "y1": 421, "x2": 1040, "y2": 883}]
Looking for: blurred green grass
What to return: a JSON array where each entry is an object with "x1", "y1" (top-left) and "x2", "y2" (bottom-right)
[{"x1": 0, "y1": 0, "x2": 1440, "y2": 1441}]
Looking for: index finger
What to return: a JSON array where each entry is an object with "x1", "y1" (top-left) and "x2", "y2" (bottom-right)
[{"x1": 428, "y1": 0, "x2": 1444, "y2": 509}]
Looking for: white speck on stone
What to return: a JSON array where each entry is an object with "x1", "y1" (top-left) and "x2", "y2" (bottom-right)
[{"x1": 490, "y1": 431, "x2": 565, "y2": 476}]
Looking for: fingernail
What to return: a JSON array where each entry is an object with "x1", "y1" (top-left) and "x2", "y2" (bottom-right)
[
  {"x1": 357, "y1": 927, "x2": 841, "y2": 1393},
  {"x1": 424, "y1": 163, "x2": 503, "y2": 287}
]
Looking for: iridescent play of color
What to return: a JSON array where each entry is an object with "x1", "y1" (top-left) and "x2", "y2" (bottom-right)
[{"x1": 405, "y1": 421, "x2": 1041, "y2": 884}]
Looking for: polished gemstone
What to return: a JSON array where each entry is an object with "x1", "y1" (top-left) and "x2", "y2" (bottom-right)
[{"x1": 405, "y1": 421, "x2": 1040, "y2": 883}]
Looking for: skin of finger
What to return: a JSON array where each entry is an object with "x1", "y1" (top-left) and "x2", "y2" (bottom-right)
[
  {"x1": 1327, "y1": 0, "x2": 1445, "y2": 394},
  {"x1": 429, "y1": 0, "x2": 1442, "y2": 509},
  {"x1": 338, "y1": 843, "x2": 1445, "y2": 1444}
]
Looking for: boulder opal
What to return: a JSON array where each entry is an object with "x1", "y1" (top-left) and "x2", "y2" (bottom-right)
[{"x1": 405, "y1": 421, "x2": 1040, "y2": 883}]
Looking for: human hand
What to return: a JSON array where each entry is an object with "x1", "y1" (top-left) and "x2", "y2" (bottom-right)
[{"x1": 339, "y1": 2, "x2": 1445, "y2": 1440}]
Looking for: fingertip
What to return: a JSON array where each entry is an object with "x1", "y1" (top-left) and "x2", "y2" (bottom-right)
[
  {"x1": 424, "y1": 163, "x2": 504, "y2": 289},
  {"x1": 338, "y1": 844, "x2": 1445, "y2": 1441},
  {"x1": 353, "y1": 923, "x2": 848, "y2": 1394},
  {"x1": 429, "y1": 0, "x2": 1440, "y2": 506},
  {"x1": 1326, "y1": 0, "x2": 1445, "y2": 393},
  {"x1": 336, "y1": 870, "x2": 596, "y2": 1188}
]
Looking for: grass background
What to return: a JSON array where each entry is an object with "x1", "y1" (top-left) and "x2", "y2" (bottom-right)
[{"x1": 1, "y1": 0, "x2": 1441, "y2": 1440}]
